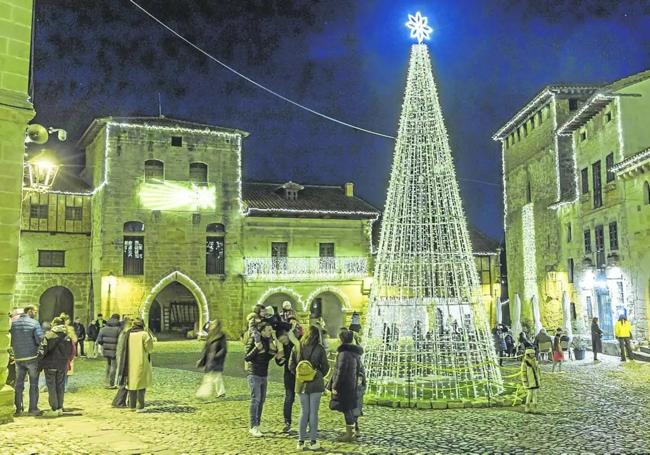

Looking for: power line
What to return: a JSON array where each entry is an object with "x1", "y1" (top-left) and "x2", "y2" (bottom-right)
[{"x1": 128, "y1": 0, "x2": 396, "y2": 140}]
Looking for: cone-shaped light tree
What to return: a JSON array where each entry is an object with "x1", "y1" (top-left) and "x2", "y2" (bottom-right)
[{"x1": 363, "y1": 13, "x2": 503, "y2": 402}]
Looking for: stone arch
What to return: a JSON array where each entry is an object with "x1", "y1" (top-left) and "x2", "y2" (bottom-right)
[
  {"x1": 305, "y1": 286, "x2": 352, "y2": 311},
  {"x1": 39, "y1": 286, "x2": 74, "y2": 324},
  {"x1": 140, "y1": 271, "x2": 209, "y2": 333},
  {"x1": 30, "y1": 276, "x2": 84, "y2": 314},
  {"x1": 306, "y1": 286, "x2": 352, "y2": 337},
  {"x1": 256, "y1": 286, "x2": 304, "y2": 311}
]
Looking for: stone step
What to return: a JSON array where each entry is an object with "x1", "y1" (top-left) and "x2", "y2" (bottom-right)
[
  {"x1": 640, "y1": 346, "x2": 650, "y2": 355},
  {"x1": 633, "y1": 350, "x2": 650, "y2": 363}
]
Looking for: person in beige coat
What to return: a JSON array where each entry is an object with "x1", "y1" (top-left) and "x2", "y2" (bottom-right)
[{"x1": 120, "y1": 318, "x2": 155, "y2": 411}]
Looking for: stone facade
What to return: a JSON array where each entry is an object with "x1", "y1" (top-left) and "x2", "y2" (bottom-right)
[
  {"x1": 496, "y1": 72, "x2": 650, "y2": 347},
  {"x1": 0, "y1": 0, "x2": 35, "y2": 424}
]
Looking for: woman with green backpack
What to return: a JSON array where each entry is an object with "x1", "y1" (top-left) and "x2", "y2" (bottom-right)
[{"x1": 289, "y1": 324, "x2": 329, "y2": 451}]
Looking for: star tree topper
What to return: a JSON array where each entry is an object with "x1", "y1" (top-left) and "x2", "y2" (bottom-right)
[{"x1": 405, "y1": 12, "x2": 433, "y2": 43}]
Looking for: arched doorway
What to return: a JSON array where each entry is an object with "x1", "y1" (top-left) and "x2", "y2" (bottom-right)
[
  {"x1": 39, "y1": 286, "x2": 74, "y2": 324},
  {"x1": 151, "y1": 282, "x2": 199, "y2": 338},
  {"x1": 261, "y1": 292, "x2": 300, "y2": 320},
  {"x1": 311, "y1": 291, "x2": 344, "y2": 337}
]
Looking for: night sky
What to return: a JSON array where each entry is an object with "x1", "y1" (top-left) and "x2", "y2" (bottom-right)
[{"x1": 31, "y1": 1, "x2": 650, "y2": 240}]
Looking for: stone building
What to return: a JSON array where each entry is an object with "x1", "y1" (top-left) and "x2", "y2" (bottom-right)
[
  {"x1": 16, "y1": 115, "x2": 502, "y2": 339},
  {"x1": 494, "y1": 71, "x2": 650, "y2": 347},
  {"x1": 0, "y1": 0, "x2": 36, "y2": 423}
]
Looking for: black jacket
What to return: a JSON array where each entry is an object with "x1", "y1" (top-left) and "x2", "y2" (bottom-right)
[
  {"x1": 330, "y1": 343, "x2": 363, "y2": 411},
  {"x1": 38, "y1": 325, "x2": 73, "y2": 370},
  {"x1": 275, "y1": 341, "x2": 296, "y2": 388},
  {"x1": 244, "y1": 337, "x2": 275, "y2": 377},
  {"x1": 290, "y1": 343, "x2": 329, "y2": 394},
  {"x1": 73, "y1": 322, "x2": 86, "y2": 341},
  {"x1": 197, "y1": 333, "x2": 227, "y2": 373},
  {"x1": 97, "y1": 318, "x2": 121, "y2": 359}
]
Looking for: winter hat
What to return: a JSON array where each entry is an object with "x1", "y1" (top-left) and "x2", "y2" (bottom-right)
[
  {"x1": 52, "y1": 316, "x2": 64, "y2": 326},
  {"x1": 282, "y1": 301, "x2": 292, "y2": 311},
  {"x1": 525, "y1": 348, "x2": 535, "y2": 356},
  {"x1": 265, "y1": 306, "x2": 275, "y2": 316}
]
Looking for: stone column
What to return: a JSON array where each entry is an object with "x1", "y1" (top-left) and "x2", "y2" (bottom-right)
[{"x1": 0, "y1": 1, "x2": 35, "y2": 423}]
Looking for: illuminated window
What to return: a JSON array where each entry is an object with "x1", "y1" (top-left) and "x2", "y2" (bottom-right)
[
  {"x1": 30, "y1": 204, "x2": 48, "y2": 219},
  {"x1": 609, "y1": 221, "x2": 618, "y2": 251},
  {"x1": 65, "y1": 206, "x2": 82, "y2": 221},
  {"x1": 38, "y1": 250, "x2": 65, "y2": 267},
  {"x1": 189, "y1": 162, "x2": 208, "y2": 184},
  {"x1": 476, "y1": 256, "x2": 492, "y2": 285},
  {"x1": 569, "y1": 98, "x2": 578, "y2": 111},
  {"x1": 171, "y1": 136, "x2": 182, "y2": 147},
  {"x1": 592, "y1": 160, "x2": 602, "y2": 208},
  {"x1": 581, "y1": 168, "x2": 589, "y2": 194},
  {"x1": 605, "y1": 153, "x2": 615, "y2": 183},
  {"x1": 123, "y1": 236, "x2": 144, "y2": 275},
  {"x1": 271, "y1": 242, "x2": 288, "y2": 272},
  {"x1": 319, "y1": 242, "x2": 335, "y2": 272},
  {"x1": 144, "y1": 160, "x2": 164, "y2": 181},
  {"x1": 206, "y1": 237, "x2": 225, "y2": 275}
]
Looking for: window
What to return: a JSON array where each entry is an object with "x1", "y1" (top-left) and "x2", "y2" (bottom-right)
[
  {"x1": 123, "y1": 236, "x2": 144, "y2": 275},
  {"x1": 580, "y1": 131, "x2": 587, "y2": 142},
  {"x1": 206, "y1": 223, "x2": 225, "y2": 233},
  {"x1": 581, "y1": 168, "x2": 589, "y2": 194},
  {"x1": 566, "y1": 223, "x2": 572, "y2": 242},
  {"x1": 30, "y1": 204, "x2": 48, "y2": 219},
  {"x1": 319, "y1": 242, "x2": 335, "y2": 272},
  {"x1": 189, "y1": 162, "x2": 208, "y2": 184},
  {"x1": 595, "y1": 225, "x2": 605, "y2": 268},
  {"x1": 605, "y1": 153, "x2": 615, "y2": 183},
  {"x1": 144, "y1": 160, "x2": 164, "y2": 181},
  {"x1": 537, "y1": 110, "x2": 543, "y2": 125},
  {"x1": 605, "y1": 111, "x2": 612, "y2": 123},
  {"x1": 477, "y1": 256, "x2": 492, "y2": 285},
  {"x1": 516, "y1": 128, "x2": 521, "y2": 142},
  {"x1": 584, "y1": 229, "x2": 592, "y2": 254},
  {"x1": 523, "y1": 123, "x2": 528, "y2": 137},
  {"x1": 65, "y1": 206, "x2": 82, "y2": 221},
  {"x1": 609, "y1": 221, "x2": 618, "y2": 250},
  {"x1": 592, "y1": 160, "x2": 602, "y2": 208},
  {"x1": 286, "y1": 189, "x2": 298, "y2": 201},
  {"x1": 526, "y1": 180, "x2": 532, "y2": 203},
  {"x1": 271, "y1": 242, "x2": 288, "y2": 272},
  {"x1": 206, "y1": 237, "x2": 225, "y2": 275},
  {"x1": 38, "y1": 250, "x2": 65, "y2": 267},
  {"x1": 530, "y1": 116, "x2": 535, "y2": 129},
  {"x1": 568, "y1": 258, "x2": 574, "y2": 283},
  {"x1": 123, "y1": 221, "x2": 145, "y2": 232},
  {"x1": 569, "y1": 98, "x2": 578, "y2": 111},
  {"x1": 645, "y1": 181, "x2": 650, "y2": 205},
  {"x1": 171, "y1": 136, "x2": 182, "y2": 147}
]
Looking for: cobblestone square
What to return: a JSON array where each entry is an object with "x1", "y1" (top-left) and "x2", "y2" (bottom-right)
[{"x1": 2, "y1": 340, "x2": 650, "y2": 454}]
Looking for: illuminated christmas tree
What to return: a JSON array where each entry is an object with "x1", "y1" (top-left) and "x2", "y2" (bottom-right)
[{"x1": 363, "y1": 13, "x2": 503, "y2": 403}]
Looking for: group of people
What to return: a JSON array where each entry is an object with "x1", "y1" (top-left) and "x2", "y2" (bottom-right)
[
  {"x1": 8, "y1": 306, "x2": 157, "y2": 417},
  {"x1": 195, "y1": 301, "x2": 366, "y2": 450}
]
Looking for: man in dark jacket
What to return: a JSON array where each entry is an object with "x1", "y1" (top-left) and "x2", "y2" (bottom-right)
[
  {"x1": 9, "y1": 306, "x2": 43, "y2": 416},
  {"x1": 244, "y1": 322, "x2": 279, "y2": 437},
  {"x1": 86, "y1": 321, "x2": 99, "y2": 358},
  {"x1": 96, "y1": 314, "x2": 121, "y2": 388},
  {"x1": 73, "y1": 318, "x2": 86, "y2": 357},
  {"x1": 275, "y1": 328, "x2": 298, "y2": 433},
  {"x1": 38, "y1": 317, "x2": 73, "y2": 416},
  {"x1": 331, "y1": 329, "x2": 364, "y2": 442}
]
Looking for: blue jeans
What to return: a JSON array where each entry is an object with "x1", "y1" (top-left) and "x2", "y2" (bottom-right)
[
  {"x1": 15, "y1": 359, "x2": 40, "y2": 412},
  {"x1": 298, "y1": 392, "x2": 322, "y2": 442},
  {"x1": 247, "y1": 375, "x2": 267, "y2": 427}
]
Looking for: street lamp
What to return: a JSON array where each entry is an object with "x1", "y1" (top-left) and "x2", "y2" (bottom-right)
[{"x1": 25, "y1": 149, "x2": 60, "y2": 191}]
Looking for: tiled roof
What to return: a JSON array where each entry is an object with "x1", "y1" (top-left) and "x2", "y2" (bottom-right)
[{"x1": 242, "y1": 181, "x2": 379, "y2": 219}]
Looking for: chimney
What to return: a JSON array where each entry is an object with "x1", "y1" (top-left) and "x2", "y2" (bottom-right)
[{"x1": 344, "y1": 182, "x2": 354, "y2": 197}]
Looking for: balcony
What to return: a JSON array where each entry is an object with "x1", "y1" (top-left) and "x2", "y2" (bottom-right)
[{"x1": 243, "y1": 257, "x2": 368, "y2": 281}]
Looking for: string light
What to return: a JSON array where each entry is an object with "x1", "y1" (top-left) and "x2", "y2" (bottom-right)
[
  {"x1": 522, "y1": 203, "x2": 537, "y2": 302},
  {"x1": 363, "y1": 41, "x2": 503, "y2": 403},
  {"x1": 405, "y1": 12, "x2": 433, "y2": 44},
  {"x1": 243, "y1": 257, "x2": 368, "y2": 280}
]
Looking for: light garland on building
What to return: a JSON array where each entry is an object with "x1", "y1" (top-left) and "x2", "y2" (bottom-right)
[
  {"x1": 255, "y1": 286, "x2": 305, "y2": 310},
  {"x1": 363, "y1": 25, "x2": 503, "y2": 403},
  {"x1": 243, "y1": 257, "x2": 368, "y2": 281},
  {"x1": 611, "y1": 147, "x2": 650, "y2": 173},
  {"x1": 521, "y1": 203, "x2": 538, "y2": 302}
]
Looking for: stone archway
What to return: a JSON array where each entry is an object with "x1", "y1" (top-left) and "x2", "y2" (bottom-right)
[
  {"x1": 39, "y1": 286, "x2": 74, "y2": 324},
  {"x1": 256, "y1": 286, "x2": 304, "y2": 312},
  {"x1": 28, "y1": 277, "x2": 84, "y2": 320},
  {"x1": 141, "y1": 271, "x2": 209, "y2": 336},
  {"x1": 306, "y1": 286, "x2": 351, "y2": 337}
]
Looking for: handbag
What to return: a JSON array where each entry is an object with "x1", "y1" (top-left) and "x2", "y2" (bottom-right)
[{"x1": 329, "y1": 393, "x2": 342, "y2": 411}]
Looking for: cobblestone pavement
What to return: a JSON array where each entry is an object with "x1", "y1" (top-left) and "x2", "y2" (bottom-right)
[{"x1": 2, "y1": 340, "x2": 650, "y2": 454}]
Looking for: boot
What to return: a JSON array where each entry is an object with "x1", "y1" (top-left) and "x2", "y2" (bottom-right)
[
  {"x1": 337, "y1": 425, "x2": 356, "y2": 442},
  {"x1": 354, "y1": 421, "x2": 360, "y2": 438}
]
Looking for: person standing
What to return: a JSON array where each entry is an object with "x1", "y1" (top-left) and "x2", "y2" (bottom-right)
[
  {"x1": 274, "y1": 328, "x2": 298, "y2": 433},
  {"x1": 86, "y1": 320, "x2": 99, "y2": 359},
  {"x1": 329, "y1": 329, "x2": 363, "y2": 443},
  {"x1": 38, "y1": 317, "x2": 73, "y2": 416},
  {"x1": 73, "y1": 318, "x2": 86, "y2": 357},
  {"x1": 125, "y1": 318, "x2": 155, "y2": 411},
  {"x1": 552, "y1": 328, "x2": 564, "y2": 372},
  {"x1": 591, "y1": 317, "x2": 603, "y2": 363},
  {"x1": 113, "y1": 317, "x2": 132, "y2": 408},
  {"x1": 614, "y1": 315, "x2": 634, "y2": 362},
  {"x1": 244, "y1": 322, "x2": 278, "y2": 437},
  {"x1": 96, "y1": 314, "x2": 121, "y2": 388},
  {"x1": 520, "y1": 348, "x2": 541, "y2": 414},
  {"x1": 290, "y1": 325, "x2": 329, "y2": 450},
  {"x1": 196, "y1": 320, "x2": 228, "y2": 400},
  {"x1": 9, "y1": 306, "x2": 43, "y2": 416}
]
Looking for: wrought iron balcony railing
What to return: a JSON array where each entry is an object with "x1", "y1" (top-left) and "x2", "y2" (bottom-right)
[{"x1": 243, "y1": 257, "x2": 368, "y2": 281}]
